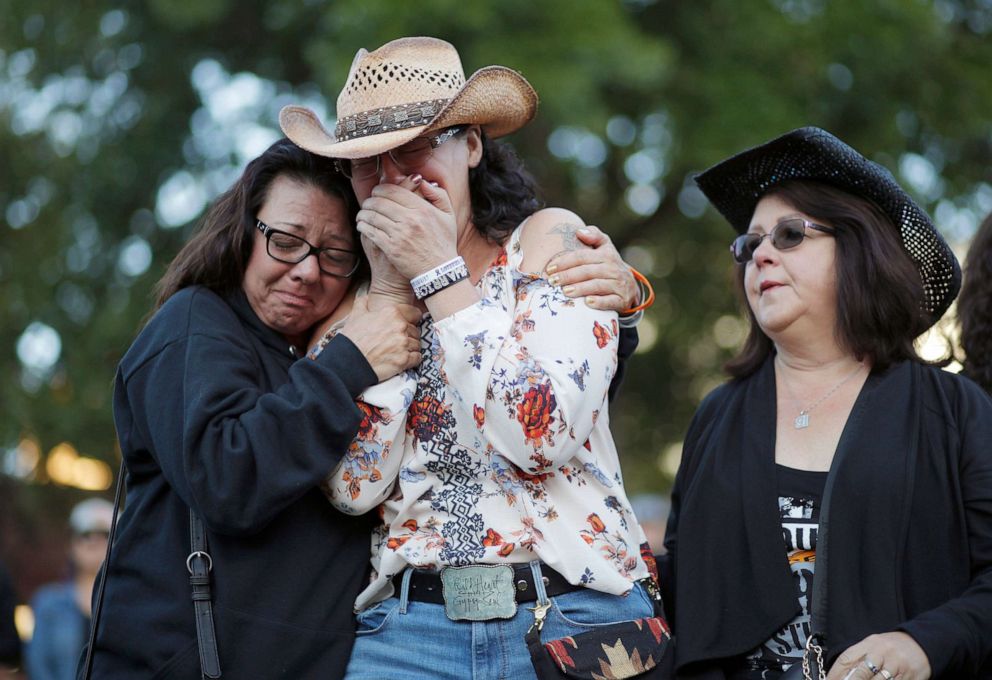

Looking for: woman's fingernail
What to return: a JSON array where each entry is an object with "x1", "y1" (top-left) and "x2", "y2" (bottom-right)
[
  {"x1": 411, "y1": 174, "x2": 423, "y2": 184},
  {"x1": 585, "y1": 296, "x2": 596, "y2": 306},
  {"x1": 578, "y1": 227, "x2": 590, "y2": 234},
  {"x1": 545, "y1": 263, "x2": 558, "y2": 275},
  {"x1": 563, "y1": 285, "x2": 576, "y2": 296},
  {"x1": 548, "y1": 275, "x2": 560, "y2": 286}
]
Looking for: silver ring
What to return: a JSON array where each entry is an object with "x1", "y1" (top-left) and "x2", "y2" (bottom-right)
[
  {"x1": 864, "y1": 658, "x2": 880, "y2": 675},
  {"x1": 878, "y1": 670, "x2": 893, "y2": 680}
]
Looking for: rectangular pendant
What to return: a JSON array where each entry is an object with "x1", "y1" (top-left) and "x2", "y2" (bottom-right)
[
  {"x1": 440, "y1": 564, "x2": 517, "y2": 621},
  {"x1": 794, "y1": 413, "x2": 810, "y2": 429}
]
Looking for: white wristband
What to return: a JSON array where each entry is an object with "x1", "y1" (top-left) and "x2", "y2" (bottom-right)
[
  {"x1": 412, "y1": 256, "x2": 469, "y2": 300},
  {"x1": 411, "y1": 257, "x2": 465, "y2": 289}
]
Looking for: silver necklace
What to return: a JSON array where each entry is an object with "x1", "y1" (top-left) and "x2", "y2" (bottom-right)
[{"x1": 778, "y1": 361, "x2": 865, "y2": 429}]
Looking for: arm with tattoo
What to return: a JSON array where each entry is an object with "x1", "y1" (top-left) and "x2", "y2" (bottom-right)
[{"x1": 549, "y1": 222, "x2": 585, "y2": 255}]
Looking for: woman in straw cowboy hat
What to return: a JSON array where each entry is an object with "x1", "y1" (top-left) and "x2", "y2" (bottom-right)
[
  {"x1": 281, "y1": 37, "x2": 670, "y2": 679},
  {"x1": 659, "y1": 127, "x2": 992, "y2": 680}
]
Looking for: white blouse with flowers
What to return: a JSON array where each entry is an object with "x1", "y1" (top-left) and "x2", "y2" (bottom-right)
[{"x1": 316, "y1": 222, "x2": 649, "y2": 612}]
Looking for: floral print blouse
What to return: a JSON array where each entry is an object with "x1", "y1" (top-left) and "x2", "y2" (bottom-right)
[{"x1": 319, "y1": 223, "x2": 649, "y2": 611}]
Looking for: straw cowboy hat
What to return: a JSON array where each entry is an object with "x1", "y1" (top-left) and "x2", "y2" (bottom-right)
[
  {"x1": 695, "y1": 126, "x2": 961, "y2": 326},
  {"x1": 279, "y1": 37, "x2": 538, "y2": 160}
]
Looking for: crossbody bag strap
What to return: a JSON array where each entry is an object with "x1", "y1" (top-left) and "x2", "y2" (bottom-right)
[
  {"x1": 188, "y1": 510, "x2": 221, "y2": 679},
  {"x1": 80, "y1": 459, "x2": 127, "y2": 680},
  {"x1": 802, "y1": 461, "x2": 834, "y2": 680},
  {"x1": 77, "y1": 460, "x2": 222, "y2": 679}
]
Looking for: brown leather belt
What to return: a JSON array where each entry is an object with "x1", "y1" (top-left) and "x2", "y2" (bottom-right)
[{"x1": 393, "y1": 563, "x2": 583, "y2": 605}]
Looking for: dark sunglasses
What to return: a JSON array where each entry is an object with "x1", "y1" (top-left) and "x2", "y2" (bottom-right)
[{"x1": 730, "y1": 218, "x2": 837, "y2": 263}]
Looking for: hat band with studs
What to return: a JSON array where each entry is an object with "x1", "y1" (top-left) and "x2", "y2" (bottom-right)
[{"x1": 335, "y1": 98, "x2": 450, "y2": 142}]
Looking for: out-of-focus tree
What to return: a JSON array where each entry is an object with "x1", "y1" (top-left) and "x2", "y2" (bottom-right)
[{"x1": 2, "y1": 1, "x2": 991, "y2": 524}]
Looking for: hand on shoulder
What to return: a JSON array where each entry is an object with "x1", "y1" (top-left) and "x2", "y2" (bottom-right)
[{"x1": 518, "y1": 207, "x2": 589, "y2": 275}]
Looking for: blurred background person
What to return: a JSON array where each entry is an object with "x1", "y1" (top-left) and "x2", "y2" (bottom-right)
[
  {"x1": 957, "y1": 211, "x2": 992, "y2": 395},
  {"x1": 25, "y1": 498, "x2": 112, "y2": 680},
  {"x1": 0, "y1": 561, "x2": 22, "y2": 674},
  {"x1": 630, "y1": 493, "x2": 671, "y2": 554}
]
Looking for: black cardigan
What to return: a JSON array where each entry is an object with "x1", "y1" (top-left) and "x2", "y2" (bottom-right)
[
  {"x1": 661, "y1": 358, "x2": 992, "y2": 679},
  {"x1": 87, "y1": 287, "x2": 379, "y2": 678}
]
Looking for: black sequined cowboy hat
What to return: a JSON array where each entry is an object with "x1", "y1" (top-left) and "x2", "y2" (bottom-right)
[{"x1": 694, "y1": 126, "x2": 961, "y2": 324}]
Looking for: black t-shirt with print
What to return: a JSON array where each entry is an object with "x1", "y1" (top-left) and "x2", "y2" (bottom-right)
[{"x1": 726, "y1": 464, "x2": 828, "y2": 680}]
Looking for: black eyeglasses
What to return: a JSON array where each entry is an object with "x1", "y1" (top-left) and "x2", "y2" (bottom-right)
[
  {"x1": 255, "y1": 220, "x2": 361, "y2": 278},
  {"x1": 335, "y1": 126, "x2": 464, "y2": 180},
  {"x1": 730, "y1": 218, "x2": 837, "y2": 263}
]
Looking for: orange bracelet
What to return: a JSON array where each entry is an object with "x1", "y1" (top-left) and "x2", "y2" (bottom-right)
[{"x1": 621, "y1": 267, "x2": 655, "y2": 315}]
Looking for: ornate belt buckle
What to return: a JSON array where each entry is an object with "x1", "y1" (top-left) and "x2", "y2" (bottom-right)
[{"x1": 440, "y1": 565, "x2": 517, "y2": 621}]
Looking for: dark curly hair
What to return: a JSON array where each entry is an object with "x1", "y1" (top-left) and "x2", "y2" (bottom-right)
[
  {"x1": 958, "y1": 212, "x2": 992, "y2": 394},
  {"x1": 466, "y1": 130, "x2": 544, "y2": 243},
  {"x1": 725, "y1": 180, "x2": 927, "y2": 378},
  {"x1": 154, "y1": 138, "x2": 360, "y2": 309}
]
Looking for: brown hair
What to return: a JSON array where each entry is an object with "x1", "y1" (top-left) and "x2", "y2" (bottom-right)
[
  {"x1": 725, "y1": 180, "x2": 928, "y2": 378},
  {"x1": 153, "y1": 138, "x2": 360, "y2": 309},
  {"x1": 958, "y1": 212, "x2": 992, "y2": 394}
]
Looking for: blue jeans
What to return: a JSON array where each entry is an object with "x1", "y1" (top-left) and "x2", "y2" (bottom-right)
[{"x1": 344, "y1": 563, "x2": 654, "y2": 680}]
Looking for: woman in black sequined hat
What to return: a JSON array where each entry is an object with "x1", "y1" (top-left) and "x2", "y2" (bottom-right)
[{"x1": 658, "y1": 127, "x2": 992, "y2": 680}]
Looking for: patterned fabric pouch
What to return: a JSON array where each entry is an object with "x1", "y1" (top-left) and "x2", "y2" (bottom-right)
[
  {"x1": 525, "y1": 555, "x2": 675, "y2": 680},
  {"x1": 525, "y1": 613, "x2": 673, "y2": 679}
]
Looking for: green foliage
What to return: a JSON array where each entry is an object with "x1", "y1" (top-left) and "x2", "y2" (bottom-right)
[
  {"x1": 2, "y1": 0, "x2": 992, "y2": 509},
  {"x1": 148, "y1": 0, "x2": 234, "y2": 28},
  {"x1": 302, "y1": 0, "x2": 671, "y2": 125}
]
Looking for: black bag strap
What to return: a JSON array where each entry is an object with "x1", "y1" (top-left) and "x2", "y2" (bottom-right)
[
  {"x1": 793, "y1": 469, "x2": 833, "y2": 680},
  {"x1": 80, "y1": 459, "x2": 126, "y2": 680},
  {"x1": 188, "y1": 510, "x2": 221, "y2": 678},
  {"x1": 79, "y1": 460, "x2": 222, "y2": 679}
]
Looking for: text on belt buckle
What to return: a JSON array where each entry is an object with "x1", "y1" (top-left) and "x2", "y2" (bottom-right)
[{"x1": 439, "y1": 565, "x2": 516, "y2": 621}]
